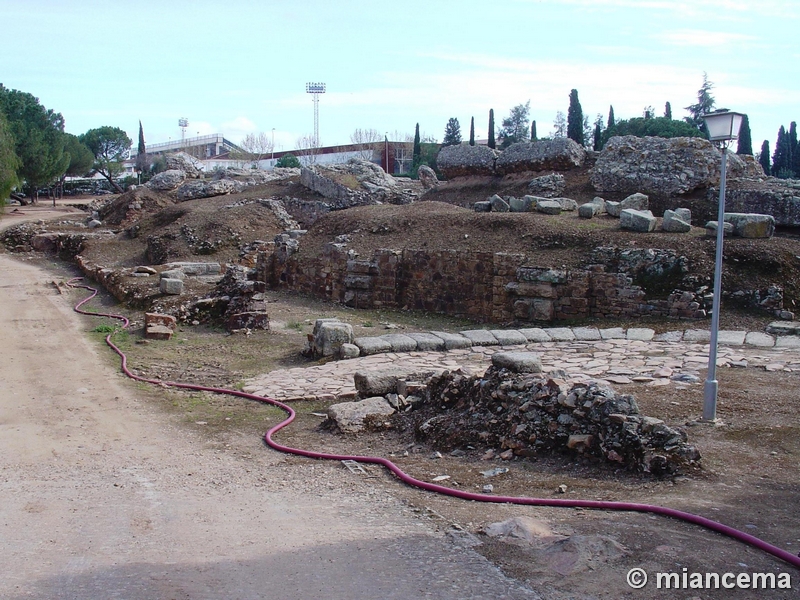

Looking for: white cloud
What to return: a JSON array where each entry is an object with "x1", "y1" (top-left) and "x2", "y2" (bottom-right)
[
  {"x1": 654, "y1": 29, "x2": 758, "y2": 47},
  {"x1": 220, "y1": 117, "x2": 258, "y2": 143}
]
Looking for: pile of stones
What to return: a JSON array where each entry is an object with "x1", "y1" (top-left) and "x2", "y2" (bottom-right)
[{"x1": 474, "y1": 194, "x2": 577, "y2": 214}]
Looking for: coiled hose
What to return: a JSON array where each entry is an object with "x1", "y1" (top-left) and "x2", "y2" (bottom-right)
[{"x1": 67, "y1": 277, "x2": 800, "y2": 571}]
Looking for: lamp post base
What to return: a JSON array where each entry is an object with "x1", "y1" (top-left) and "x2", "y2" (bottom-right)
[{"x1": 702, "y1": 379, "x2": 718, "y2": 422}]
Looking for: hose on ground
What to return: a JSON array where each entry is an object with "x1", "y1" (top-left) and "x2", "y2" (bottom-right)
[{"x1": 67, "y1": 277, "x2": 800, "y2": 571}]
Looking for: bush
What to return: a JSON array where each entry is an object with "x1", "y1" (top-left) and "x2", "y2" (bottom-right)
[
  {"x1": 603, "y1": 117, "x2": 702, "y2": 146},
  {"x1": 275, "y1": 153, "x2": 301, "y2": 168}
]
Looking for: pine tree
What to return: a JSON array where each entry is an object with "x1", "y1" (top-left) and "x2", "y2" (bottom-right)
[
  {"x1": 772, "y1": 126, "x2": 791, "y2": 177},
  {"x1": 469, "y1": 117, "x2": 475, "y2": 146},
  {"x1": 736, "y1": 114, "x2": 753, "y2": 155},
  {"x1": 684, "y1": 72, "x2": 715, "y2": 133},
  {"x1": 567, "y1": 89, "x2": 584, "y2": 145},
  {"x1": 531, "y1": 120, "x2": 537, "y2": 141},
  {"x1": 664, "y1": 102, "x2": 672, "y2": 120},
  {"x1": 608, "y1": 105, "x2": 615, "y2": 129},
  {"x1": 443, "y1": 118, "x2": 462, "y2": 146},
  {"x1": 759, "y1": 140, "x2": 771, "y2": 175},
  {"x1": 488, "y1": 109, "x2": 496, "y2": 149}
]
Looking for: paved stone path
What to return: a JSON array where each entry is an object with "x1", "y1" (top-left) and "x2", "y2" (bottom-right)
[{"x1": 244, "y1": 327, "x2": 800, "y2": 402}]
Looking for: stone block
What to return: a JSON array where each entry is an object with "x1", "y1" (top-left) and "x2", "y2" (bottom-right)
[
  {"x1": 578, "y1": 203, "x2": 597, "y2": 219},
  {"x1": 620, "y1": 209, "x2": 656, "y2": 232},
  {"x1": 744, "y1": 332, "x2": 775, "y2": 347},
  {"x1": 717, "y1": 330, "x2": 746, "y2": 345},
  {"x1": 327, "y1": 397, "x2": 395, "y2": 433},
  {"x1": 723, "y1": 213, "x2": 775, "y2": 238},
  {"x1": 474, "y1": 201, "x2": 492, "y2": 212},
  {"x1": 621, "y1": 192, "x2": 649, "y2": 211},
  {"x1": 491, "y1": 351, "x2": 543, "y2": 373},
  {"x1": 160, "y1": 269, "x2": 185, "y2": 280},
  {"x1": 705, "y1": 221, "x2": 734, "y2": 236},
  {"x1": 339, "y1": 343, "x2": 360, "y2": 358},
  {"x1": 662, "y1": 210, "x2": 692, "y2": 233},
  {"x1": 460, "y1": 329, "x2": 500, "y2": 346},
  {"x1": 380, "y1": 333, "x2": 418, "y2": 352},
  {"x1": 775, "y1": 336, "x2": 800, "y2": 348},
  {"x1": 159, "y1": 278, "x2": 184, "y2": 295},
  {"x1": 430, "y1": 331, "x2": 472, "y2": 349},
  {"x1": 536, "y1": 200, "x2": 562, "y2": 215},
  {"x1": 543, "y1": 327, "x2": 575, "y2": 341},
  {"x1": 674, "y1": 208, "x2": 691, "y2": 222},
  {"x1": 353, "y1": 336, "x2": 392, "y2": 355},
  {"x1": 353, "y1": 366, "x2": 435, "y2": 397},
  {"x1": 145, "y1": 325, "x2": 174, "y2": 340},
  {"x1": 554, "y1": 197, "x2": 578, "y2": 211},
  {"x1": 489, "y1": 329, "x2": 528, "y2": 346},
  {"x1": 531, "y1": 298, "x2": 554, "y2": 320},
  {"x1": 653, "y1": 330, "x2": 683, "y2": 342},
  {"x1": 316, "y1": 322, "x2": 354, "y2": 356},
  {"x1": 605, "y1": 201, "x2": 622, "y2": 217},
  {"x1": 518, "y1": 328, "x2": 551, "y2": 342},
  {"x1": 572, "y1": 327, "x2": 601, "y2": 341},
  {"x1": 406, "y1": 332, "x2": 446, "y2": 351},
  {"x1": 626, "y1": 328, "x2": 655, "y2": 341},
  {"x1": 599, "y1": 327, "x2": 626, "y2": 339},
  {"x1": 766, "y1": 321, "x2": 800, "y2": 335},
  {"x1": 683, "y1": 329, "x2": 711, "y2": 342},
  {"x1": 145, "y1": 312, "x2": 177, "y2": 330},
  {"x1": 489, "y1": 194, "x2": 510, "y2": 212}
]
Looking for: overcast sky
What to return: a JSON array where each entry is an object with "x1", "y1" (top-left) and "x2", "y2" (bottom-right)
[{"x1": 1, "y1": 0, "x2": 797, "y2": 153}]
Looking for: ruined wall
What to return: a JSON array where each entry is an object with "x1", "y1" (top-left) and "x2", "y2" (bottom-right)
[{"x1": 258, "y1": 240, "x2": 710, "y2": 324}]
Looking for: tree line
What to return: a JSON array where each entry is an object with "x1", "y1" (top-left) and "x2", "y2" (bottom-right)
[
  {"x1": 435, "y1": 73, "x2": 800, "y2": 179},
  {"x1": 0, "y1": 84, "x2": 133, "y2": 204}
]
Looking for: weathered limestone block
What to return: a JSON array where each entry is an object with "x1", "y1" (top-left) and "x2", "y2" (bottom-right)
[
  {"x1": 496, "y1": 139, "x2": 586, "y2": 174},
  {"x1": 354, "y1": 336, "x2": 392, "y2": 355},
  {"x1": 146, "y1": 169, "x2": 186, "y2": 191},
  {"x1": 662, "y1": 210, "x2": 692, "y2": 233},
  {"x1": 437, "y1": 144, "x2": 498, "y2": 178},
  {"x1": 460, "y1": 329, "x2": 500, "y2": 345},
  {"x1": 380, "y1": 333, "x2": 418, "y2": 352},
  {"x1": 621, "y1": 193, "x2": 649, "y2": 211},
  {"x1": 407, "y1": 332, "x2": 446, "y2": 351},
  {"x1": 474, "y1": 201, "x2": 492, "y2": 212},
  {"x1": 316, "y1": 322, "x2": 354, "y2": 356},
  {"x1": 491, "y1": 351, "x2": 543, "y2": 373},
  {"x1": 620, "y1": 209, "x2": 656, "y2": 232},
  {"x1": 489, "y1": 194, "x2": 510, "y2": 212},
  {"x1": 527, "y1": 173, "x2": 566, "y2": 197},
  {"x1": 430, "y1": 331, "x2": 472, "y2": 349},
  {"x1": 417, "y1": 165, "x2": 439, "y2": 189},
  {"x1": 578, "y1": 203, "x2": 597, "y2": 219},
  {"x1": 489, "y1": 329, "x2": 528, "y2": 345},
  {"x1": 723, "y1": 213, "x2": 775, "y2": 238},
  {"x1": 554, "y1": 197, "x2": 578, "y2": 211},
  {"x1": 536, "y1": 200, "x2": 562, "y2": 215},
  {"x1": 159, "y1": 278, "x2": 184, "y2": 295},
  {"x1": 145, "y1": 325, "x2": 174, "y2": 340},
  {"x1": 327, "y1": 397, "x2": 395, "y2": 433},
  {"x1": 606, "y1": 201, "x2": 622, "y2": 217}
]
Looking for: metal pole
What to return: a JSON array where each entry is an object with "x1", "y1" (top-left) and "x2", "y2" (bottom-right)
[{"x1": 703, "y1": 145, "x2": 728, "y2": 422}]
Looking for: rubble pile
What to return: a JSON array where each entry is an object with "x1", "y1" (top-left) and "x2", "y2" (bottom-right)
[{"x1": 402, "y1": 366, "x2": 700, "y2": 475}]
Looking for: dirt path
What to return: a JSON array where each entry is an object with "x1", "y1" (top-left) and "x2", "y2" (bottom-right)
[{"x1": 0, "y1": 224, "x2": 538, "y2": 598}]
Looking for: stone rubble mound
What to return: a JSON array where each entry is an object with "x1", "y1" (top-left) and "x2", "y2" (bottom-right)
[
  {"x1": 437, "y1": 144, "x2": 498, "y2": 179},
  {"x1": 403, "y1": 366, "x2": 701, "y2": 475},
  {"x1": 299, "y1": 159, "x2": 416, "y2": 207},
  {"x1": 496, "y1": 139, "x2": 586, "y2": 175}
]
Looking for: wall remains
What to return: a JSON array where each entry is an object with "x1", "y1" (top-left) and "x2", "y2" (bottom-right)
[{"x1": 258, "y1": 240, "x2": 711, "y2": 324}]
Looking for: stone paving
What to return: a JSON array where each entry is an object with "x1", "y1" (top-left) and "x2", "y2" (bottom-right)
[{"x1": 243, "y1": 326, "x2": 800, "y2": 402}]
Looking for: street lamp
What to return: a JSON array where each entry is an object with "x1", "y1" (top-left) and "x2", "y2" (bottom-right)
[{"x1": 701, "y1": 109, "x2": 745, "y2": 422}]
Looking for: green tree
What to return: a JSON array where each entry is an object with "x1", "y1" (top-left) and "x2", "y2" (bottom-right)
[
  {"x1": 553, "y1": 111, "x2": 566, "y2": 137},
  {"x1": 664, "y1": 102, "x2": 672, "y2": 119},
  {"x1": 0, "y1": 111, "x2": 20, "y2": 204},
  {"x1": 275, "y1": 153, "x2": 301, "y2": 168},
  {"x1": 0, "y1": 85, "x2": 69, "y2": 201},
  {"x1": 469, "y1": 117, "x2": 475, "y2": 146},
  {"x1": 411, "y1": 123, "x2": 422, "y2": 176},
  {"x1": 135, "y1": 120, "x2": 150, "y2": 174},
  {"x1": 789, "y1": 121, "x2": 798, "y2": 176},
  {"x1": 736, "y1": 114, "x2": 753, "y2": 155},
  {"x1": 442, "y1": 118, "x2": 462, "y2": 146},
  {"x1": 684, "y1": 72, "x2": 715, "y2": 134},
  {"x1": 567, "y1": 89, "x2": 584, "y2": 145},
  {"x1": 758, "y1": 140, "x2": 771, "y2": 174},
  {"x1": 531, "y1": 120, "x2": 537, "y2": 141},
  {"x1": 488, "y1": 109, "x2": 496, "y2": 149},
  {"x1": 80, "y1": 126, "x2": 132, "y2": 193},
  {"x1": 772, "y1": 125, "x2": 791, "y2": 177},
  {"x1": 607, "y1": 105, "x2": 615, "y2": 129},
  {"x1": 593, "y1": 116, "x2": 603, "y2": 151},
  {"x1": 499, "y1": 101, "x2": 530, "y2": 148}
]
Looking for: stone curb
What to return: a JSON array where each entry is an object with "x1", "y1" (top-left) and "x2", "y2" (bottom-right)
[{"x1": 348, "y1": 326, "x2": 791, "y2": 358}]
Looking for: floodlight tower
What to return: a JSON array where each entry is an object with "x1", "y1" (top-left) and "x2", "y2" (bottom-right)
[
  {"x1": 305, "y1": 82, "x2": 326, "y2": 148},
  {"x1": 178, "y1": 117, "x2": 189, "y2": 148}
]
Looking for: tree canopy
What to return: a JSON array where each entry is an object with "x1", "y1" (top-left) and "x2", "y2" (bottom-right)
[
  {"x1": 275, "y1": 153, "x2": 301, "y2": 168},
  {"x1": 684, "y1": 72, "x2": 715, "y2": 133},
  {"x1": 63, "y1": 133, "x2": 94, "y2": 178},
  {"x1": 80, "y1": 126, "x2": 132, "y2": 193},
  {"x1": 736, "y1": 114, "x2": 753, "y2": 155},
  {"x1": 567, "y1": 89, "x2": 584, "y2": 146},
  {"x1": 604, "y1": 117, "x2": 703, "y2": 142},
  {"x1": 0, "y1": 85, "x2": 69, "y2": 198},
  {"x1": 442, "y1": 118, "x2": 462, "y2": 146},
  {"x1": 0, "y1": 110, "x2": 20, "y2": 202},
  {"x1": 499, "y1": 101, "x2": 530, "y2": 148}
]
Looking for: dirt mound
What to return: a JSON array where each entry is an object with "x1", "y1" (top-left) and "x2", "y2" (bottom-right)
[{"x1": 98, "y1": 187, "x2": 176, "y2": 227}]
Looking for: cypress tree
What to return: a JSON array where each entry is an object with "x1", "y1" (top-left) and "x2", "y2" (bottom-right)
[
  {"x1": 411, "y1": 123, "x2": 421, "y2": 176},
  {"x1": 772, "y1": 126, "x2": 790, "y2": 177},
  {"x1": 593, "y1": 122, "x2": 603, "y2": 151},
  {"x1": 789, "y1": 121, "x2": 797, "y2": 175},
  {"x1": 488, "y1": 109, "x2": 496, "y2": 149},
  {"x1": 759, "y1": 140, "x2": 771, "y2": 175},
  {"x1": 567, "y1": 89, "x2": 584, "y2": 145},
  {"x1": 608, "y1": 105, "x2": 615, "y2": 129},
  {"x1": 736, "y1": 114, "x2": 753, "y2": 155},
  {"x1": 531, "y1": 120, "x2": 537, "y2": 141},
  {"x1": 469, "y1": 117, "x2": 475, "y2": 146},
  {"x1": 664, "y1": 102, "x2": 672, "y2": 119}
]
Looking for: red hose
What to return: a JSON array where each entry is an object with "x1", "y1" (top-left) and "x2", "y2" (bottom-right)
[{"x1": 67, "y1": 277, "x2": 800, "y2": 571}]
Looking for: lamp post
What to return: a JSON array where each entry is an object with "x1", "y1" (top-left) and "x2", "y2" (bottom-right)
[{"x1": 701, "y1": 109, "x2": 745, "y2": 422}]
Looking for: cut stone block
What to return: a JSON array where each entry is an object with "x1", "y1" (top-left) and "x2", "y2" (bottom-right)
[
  {"x1": 430, "y1": 331, "x2": 472, "y2": 350},
  {"x1": 146, "y1": 325, "x2": 174, "y2": 340},
  {"x1": 599, "y1": 327, "x2": 626, "y2": 340},
  {"x1": 717, "y1": 330, "x2": 746, "y2": 345},
  {"x1": 460, "y1": 329, "x2": 500, "y2": 346},
  {"x1": 683, "y1": 329, "x2": 711, "y2": 343},
  {"x1": 145, "y1": 312, "x2": 177, "y2": 330},
  {"x1": 491, "y1": 351, "x2": 543, "y2": 373},
  {"x1": 380, "y1": 333, "x2": 418, "y2": 352},
  {"x1": 543, "y1": 327, "x2": 575, "y2": 342},
  {"x1": 626, "y1": 328, "x2": 655, "y2": 341},
  {"x1": 159, "y1": 278, "x2": 184, "y2": 295},
  {"x1": 620, "y1": 209, "x2": 656, "y2": 232},
  {"x1": 518, "y1": 328, "x2": 552, "y2": 342},
  {"x1": 406, "y1": 332, "x2": 446, "y2": 351},
  {"x1": 744, "y1": 332, "x2": 775, "y2": 347},
  {"x1": 490, "y1": 329, "x2": 528, "y2": 346},
  {"x1": 353, "y1": 336, "x2": 392, "y2": 355},
  {"x1": 536, "y1": 200, "x2": 562, "y2": 215},
  {"x1": 327, "y1": 397, "x2": 395, "y2": 433}
]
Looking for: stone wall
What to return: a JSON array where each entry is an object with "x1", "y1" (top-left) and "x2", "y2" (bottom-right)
[{"x1": 258, "y1": 241, "x2": 710, "y2": 324}]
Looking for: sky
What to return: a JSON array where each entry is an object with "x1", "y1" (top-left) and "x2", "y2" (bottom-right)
[{"x1": 1, "y1": 0, "x2": 797, "y2": 154}]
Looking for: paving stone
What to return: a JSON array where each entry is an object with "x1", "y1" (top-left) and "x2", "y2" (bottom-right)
[
  {"x1": 380, "y1": 333, "x2": 418, "y2": 352},
  {"x1": 599, "y1": 327, "x2": 626, "y2": 340},
  {"x1": 653, "y1": 331, "x2": 683, "y2": 342},
  {"x1": 572, "y1": 327, "x2": 601, "y2": 341},
  {"x1": 683, "y1": 329, "x2": 711, "y2": 342},
  {"x1": 766, "y1": 321, "x2": 800, "y2": 336},
  {"x1": 406, "y1": 332, "x2": 447, "y2": 351},
  {"x1": 775, "y1": 336, "x2": 800, "y2": 348},
  {"x1": 718, "y1": 330, "x2": 746, "y2": 345},
  {"x1": 626, "y1": 328, "x2": 655, "y2": 341},
  {"x1": 544, "y1": 327, "x2": 576, "y2": 341},
  {"x1": 518, "y1": 328, "x2": 552, "y2": 342},
  {"x1": 430, "y1": 331, "x2": 472, "y2": 350},
  {"x1": 460, "y1": 329, "x2": 500, "y2": 346},
  {"x1": 745, "y1": 332, "x2": 775, "y2": 347},
  {"x1": 489, "y1": 329, "x2": 528, "y2": 345},
  {"x1": 353, "y1": 336, "x2": 392, "y2": 355}
]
